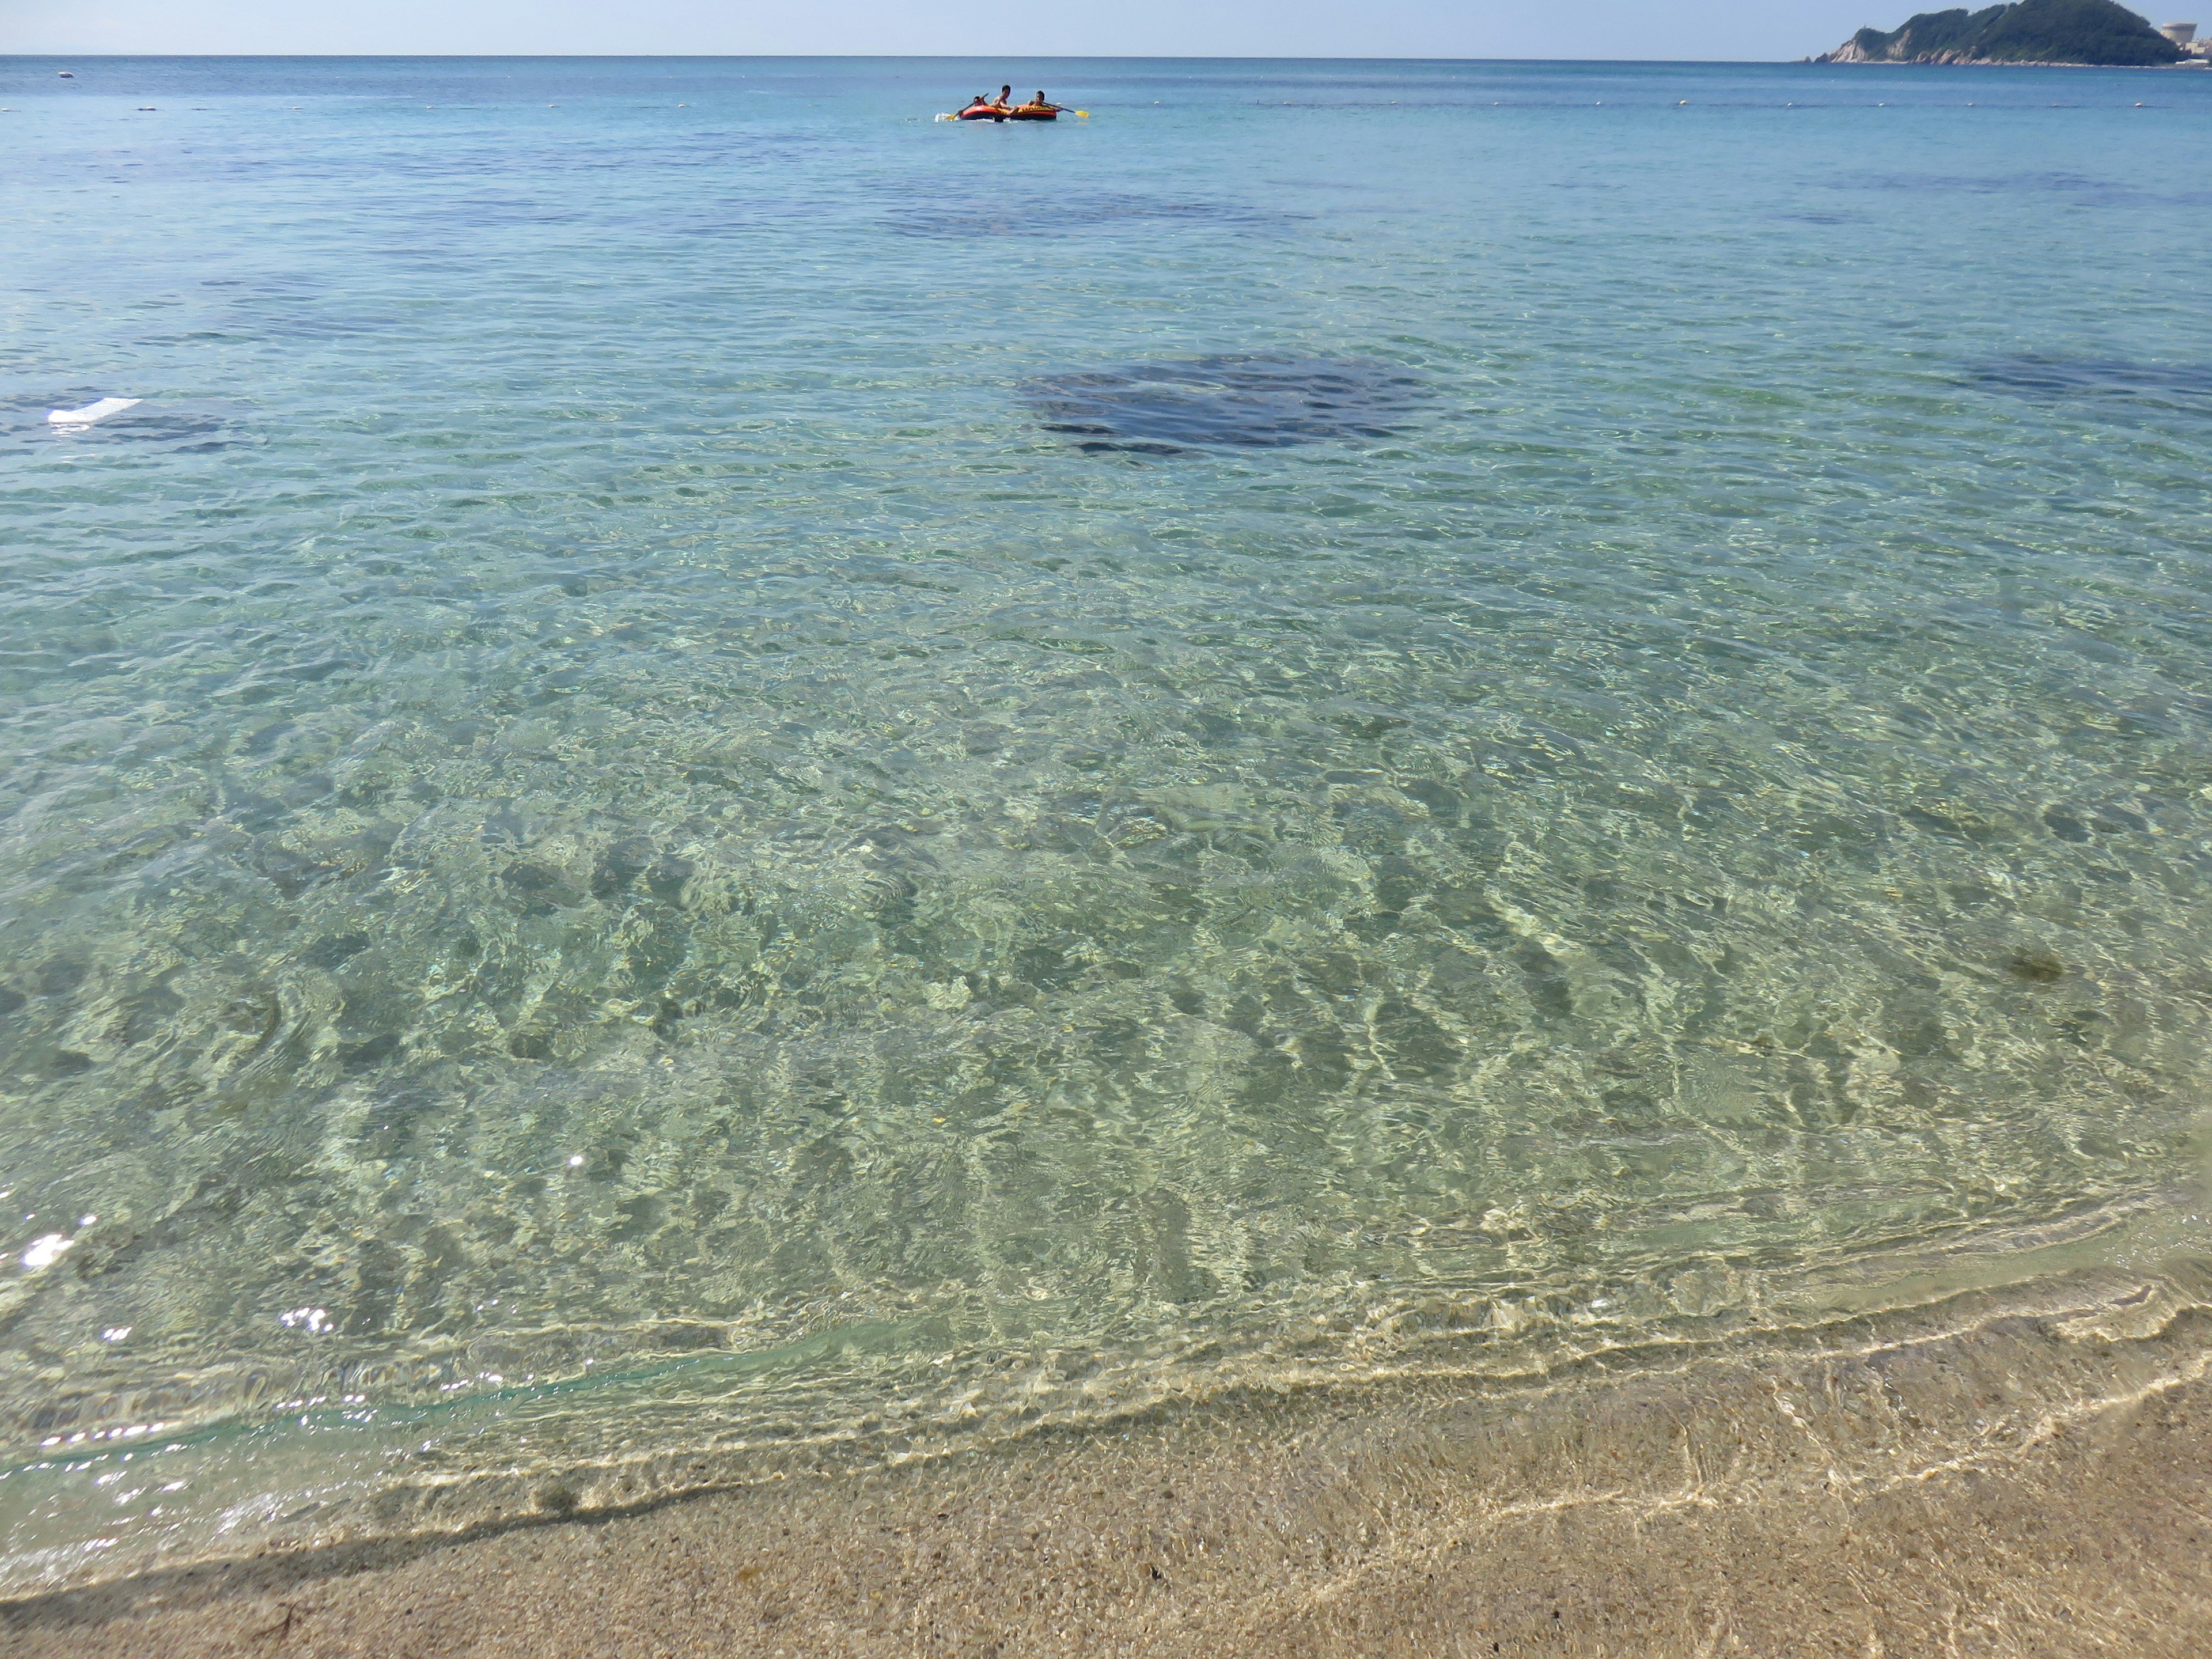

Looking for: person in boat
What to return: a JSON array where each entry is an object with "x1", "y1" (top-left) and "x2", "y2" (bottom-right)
[
  {"x1": 957, "y1": 93, "x2": 999, "y2": 120},
  {"x1": 1018, "y1": 90, "x2": 1058, "y2": 113},
  {"x1": 994, "y1": 85, "x2": 1013, "y2": 109}
]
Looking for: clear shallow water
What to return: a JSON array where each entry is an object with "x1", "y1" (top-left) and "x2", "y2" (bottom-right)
[{"x1": 2, "y1": 54, "x2": 2211, "y2": 1586}]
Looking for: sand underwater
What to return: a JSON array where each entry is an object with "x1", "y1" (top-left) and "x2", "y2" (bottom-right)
[{"x1": 4, "y1": 54, "x2": 2212, "y2": 1653}]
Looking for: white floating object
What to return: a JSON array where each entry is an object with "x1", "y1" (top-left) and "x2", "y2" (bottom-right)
[
  {"x1": 47, "y1": 396, "x2": 140, "y2": 427},
  {"x1": 21, "y1": 1233, "x2": 75, "y2": 1271}
]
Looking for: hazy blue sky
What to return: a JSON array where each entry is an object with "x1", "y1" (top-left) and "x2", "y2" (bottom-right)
[{"x1": 3, "y1": 3, "x2": 1897, "y2": 61}]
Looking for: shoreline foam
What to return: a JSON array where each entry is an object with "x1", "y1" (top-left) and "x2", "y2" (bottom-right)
[{"x1": 9, "y1": 1260, "x2": 2210, "y2": 1654}]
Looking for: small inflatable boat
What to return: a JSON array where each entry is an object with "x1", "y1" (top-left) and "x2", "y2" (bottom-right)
[{"x1": 941, "y1": 101, "x2": 1082, "y2": 123}]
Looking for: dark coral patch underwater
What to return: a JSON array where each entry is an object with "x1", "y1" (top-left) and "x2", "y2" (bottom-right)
[{"x1": 1021, "y1": 354, "x2": 1428, "y2": 456}]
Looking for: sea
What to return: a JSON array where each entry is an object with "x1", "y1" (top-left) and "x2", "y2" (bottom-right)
[{"x1": 2, "y1": 54, "x2": 2211, "y2": 1593}]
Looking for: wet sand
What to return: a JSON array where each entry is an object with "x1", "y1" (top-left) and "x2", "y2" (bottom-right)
[{"x1": 8, "y1": 1271, "x2": 2212, "y2": 1657}]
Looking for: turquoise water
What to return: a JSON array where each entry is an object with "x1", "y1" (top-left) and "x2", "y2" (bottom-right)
[{"x1": 3, "y1": 54, "x2": 2212, "y2": 1586}]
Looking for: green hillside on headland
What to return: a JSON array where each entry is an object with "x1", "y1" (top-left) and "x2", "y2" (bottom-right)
[{"x1": 1818, "y1": 0, "x2": 2184, "y2": 63}]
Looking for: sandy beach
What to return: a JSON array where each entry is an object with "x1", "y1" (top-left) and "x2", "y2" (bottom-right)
[{"x1": 8, "y1": 1266, "x2": 2210, "y2": 1657}]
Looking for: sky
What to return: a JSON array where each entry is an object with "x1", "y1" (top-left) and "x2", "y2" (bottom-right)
[{"x1": 0, "y1": 3, "x2": 1900, "y2": 61}]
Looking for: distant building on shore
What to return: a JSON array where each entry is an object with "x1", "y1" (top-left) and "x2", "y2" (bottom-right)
[{"x1": 2158, "y1": 21, "x2": 2212, "y2": 54}]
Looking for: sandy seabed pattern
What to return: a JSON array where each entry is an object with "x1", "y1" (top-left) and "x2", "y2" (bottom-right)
[{"x1": 2, "y1": 55, "x2": 2211, "y2": 1595}]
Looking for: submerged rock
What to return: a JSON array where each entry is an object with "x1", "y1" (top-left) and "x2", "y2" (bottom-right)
[{"x1": 1021, "y1": 355, "x2": 1426, "y2": 456}]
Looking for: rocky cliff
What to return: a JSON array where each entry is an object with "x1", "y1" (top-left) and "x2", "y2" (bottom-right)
[{"x1": 1818, "y1": 0, "x2": 2184, "y2": 64}]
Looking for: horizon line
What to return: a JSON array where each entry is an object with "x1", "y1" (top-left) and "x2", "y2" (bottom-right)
[{"x1": 6, "y1": 52, "x2": 1868, "y2": 66}]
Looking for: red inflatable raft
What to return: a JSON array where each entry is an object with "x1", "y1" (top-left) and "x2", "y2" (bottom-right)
[{"x1": 944, "y1": 100, "x2": 1078, "y2": 123}]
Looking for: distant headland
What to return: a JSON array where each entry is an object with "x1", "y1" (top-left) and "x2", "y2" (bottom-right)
[{"x1": 1817, "y1": 0, "x2": 2193, "y2": 65}]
